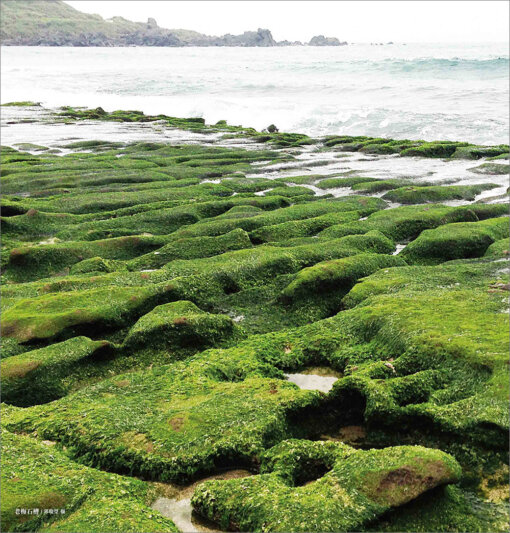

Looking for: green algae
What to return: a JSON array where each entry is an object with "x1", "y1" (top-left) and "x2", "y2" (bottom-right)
[
  {"x1": 318, "y1": 203, "x2": 507, "y2": 242},
  {"x1": 351, "y1": 178, "x2": 420, "y2": 193},
  {"x1": 1, "y1": 430, "x2": 177, "y2": 533},
  {"x1": 1, "y1": 113, "x2": 509, "y2": 533},
  {"x1": 315, "y1": 176, "x2": 380, "y2": 189},
  {"x1": 484, "y1": 238, "x2": 510, "y2": 258},
  {"x1": 468, "y1": 162, "x2": 510, "y2": 175},
  {"x1": 401, "y1": 216, "x2": 509, "y2": 264},
  {"x1": 370, "y1": 484, "x2": 509, "y2": 533},
  {"x1": 1, "y1": 337, "x2": 114, "y2": 406},
  {"x1": 1, "y1": 101, "x2": 41, "y2": 107},
  {"x1": 382, "y1": 184, "x2": 498, "y2": 204},
  {"x1": 336, "y1": 259, "x2": 509, "y2": 450},
  {"x1": 321, "y1": 135, "x2": 508, "y2": 160},
  {"x1": 2, "y1": 283, "x2": 174, "y2": 343},
  {"x1": 249, "y1": 211, "x2": 362, "y2": 243},
  {"x1": 2, "y1": 360, "x2": 316, "y2": 483},
  {"x1": 70, "y1": 257, "x2": 128, "y2": 275},
  {"x1": 280, "y1": 252, "x2": 406, "y2": 304},
  {"x1": 191, "y1": 439, "x2": 461, "y2": 532},
  {"x1": 123, "y1": 300, "x2": 239, "y2": 350},
  {"x1": 127, "y1": 229, "x2": 252, "y2": 270}
]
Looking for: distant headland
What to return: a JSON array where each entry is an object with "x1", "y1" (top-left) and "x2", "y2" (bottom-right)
[{"x1": 0, "y1": 0, "x2": 347, "y2": 47}]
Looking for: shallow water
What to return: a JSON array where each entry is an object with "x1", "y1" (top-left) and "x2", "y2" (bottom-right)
[
  {"x1": 3, "y1": 105, "x2": 508, "y2": 210},
  {"x1": 393, "y1": 244, "x2": 408, "y2": 255},
  {"x1": 1, "y1": 43, "x2": 508, "y2": 144},
  {"x1": 285, "y1": 367, "x2": 342, "y2": 393},
  {"x1": 151, "y1": 469, "x2": 251, "y2": 532},
  {"x1": 321, "y1": 425, "x2": 368, "y2": 446},
  {"x1": 248, "y1": 150, "x2": 510, "y2": 198},
  {"x1": 0, "y1": 106, "x2": 224, "y2": 149}
]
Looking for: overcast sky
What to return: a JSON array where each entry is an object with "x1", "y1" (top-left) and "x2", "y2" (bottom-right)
[{"x1": 66, "y1": 1, "x2": 509, "y2": 43}]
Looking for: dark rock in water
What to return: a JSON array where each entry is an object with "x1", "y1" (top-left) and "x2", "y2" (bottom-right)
[
  {"x1": 309, "y1": 35, "x2": 347, "y2": 46},
  {"x1": 215, "y1": 28, "x2": 277, "y2": 47},
  {"x1": 277, "y1": 39, "x2": 304, "y2": 46}
]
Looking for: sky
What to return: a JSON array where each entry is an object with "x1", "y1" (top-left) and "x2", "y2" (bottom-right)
[{"x1": 65, "y1": 1, "x2": 509, "y2": 43}]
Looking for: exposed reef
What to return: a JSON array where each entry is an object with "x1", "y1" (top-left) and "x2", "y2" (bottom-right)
[{"x1": 1, "y1": 103, "x2": 509, "y2": 532}]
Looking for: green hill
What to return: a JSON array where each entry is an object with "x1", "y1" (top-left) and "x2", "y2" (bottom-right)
[{"x1": 0, "y1": 0, "x2": 276, "y2": 46}]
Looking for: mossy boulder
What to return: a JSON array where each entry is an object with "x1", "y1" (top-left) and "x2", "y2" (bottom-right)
[
  {"x1": 335, "y1": 260, "x2": 509, "y2": 447},
  {"x1": 127, "y1": 228, "x2": 252, "y2": 270},
  {"x1": 451, "y1": 145, "x2": 509, "y2": 160},
  {"x1": 351, "y1": 179, "x2": 417, "y2": 193},
  {"x1": 1, "y1": 101, "x2": 41, "y2": 107},
  {"x1": 1, "y1": 336, "x2": 114, "y2": 406},
  {"x1": 400, "y1": 142, "x2": 468, "y2": 158},
  {"x1": 281, "y1": 253, "x2": 406, "y2": 303},
  {"x1": 316, "y1": 177, "x2": 379, "y2": 189},
  {"x1": 382, "y1": 184, "x2": 498, "y2": 204},
  {"x1": 1, "y1": 119, "x2": 509, "y2": 532},
  {"x1": 191, "y1": 440, "x2": 461, "y2": 532},
  {"x1": 123, "y1": 300, "x2": 238, "y2": 350},
  {"x1": 484, "y1": 238, "x2": 510, "y2": 258},
  {"x1": 320, "y1": 203, "x2": 507, "y2": 243},
  {"x1": 70, "y1": 256, "x2": 128, "y2": 275},
  {"x1": 3, "y1": 362, "x2": 317, "y2": 482},
  {"x1": 2, "y1": 284, "x2": 172, "y2": 343},
  {"x1": 4, "y1": 234, "x2": 165, "y2": 282},
  {"x1": 249, "y1": 211, "x2": 361, "y2": 243},
  {"x1": 468, "y1": 162, "x2": 510, "y2": 175},
  {"x1": 401, "y1": 217, "x2": 509, "y2": 264}
]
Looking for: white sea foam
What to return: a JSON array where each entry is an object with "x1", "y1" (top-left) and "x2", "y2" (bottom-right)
[{"x1": 1, "y1": 43, "x2": 508, "y2": 144}]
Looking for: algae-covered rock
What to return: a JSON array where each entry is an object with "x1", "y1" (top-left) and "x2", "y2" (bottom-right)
[
  {"x1": 317, "y1": 203, "x2": 500, "y2": 242},
  {"x1": 2, "y1": 344, "x2": 318, "y2": 483},
  {"x1": 2, "y1": 284, "x2": 172, "y2": 342},
  {"x1": 1, "y1": 101, "x2": 41, "y2": 107},
  {"x1": 400, "y1": 142, "x2": 468, "y2": 158},
  {"x1": 468, "y1": 162, "x2": 510, "y2": 175},
  {"x1": 123, "y1": 300, "x2": 238, "y2": 350},
  {"x1": 249, "y1": 211, "x2": 361, "y2": 243},
  {"x1": 4, "y1": 234, "x2": 164, "y2": 282},
  {"x1": 1, "y1": 430, "x2": 177, "y2": 533},
  {"x1": 382, "y1": 184, "x2": 498, "y2": 204},
  {"x1": 336, "y1": 260, "x2": 509, "y2": 447},
  {"x1": 369, "y1": 484, "x2": 510, "y2": 533},
  {"x1": 281, "y1": 253, "x2": 406, "y2": 303},
  {"x1": 1, "y1": 336, "x2": 114, "y2": 406},
  {"x1": 127, "y1": 228, "x2": 252, "y2": 270},
  {"x1": 401, "y1": 217, "x2": 509, "y2": 264},
  {"x1": 351, "y1": 178, "x2": 418, "y2": 193},
  {"x1": 484, "y1": 238, "x2": 510, "y2": 258},
  {"x1": 451, "y1": 145, "x2": 509, "y2": 160},
  {"x1": 191, "y1": 439, "x2": 461, "y2": 532},
  {"x1": 70, "y1": 256, "x2": 128, "y2": 274},
  {"x1": 1, "y1": 118, "x2": 509, "y2": 533}
]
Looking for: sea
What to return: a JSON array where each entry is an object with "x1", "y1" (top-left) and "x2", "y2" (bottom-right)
[{"x1": 1, "y1": 42, "x2": 509, "y2": 145}]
